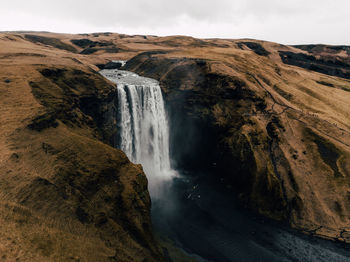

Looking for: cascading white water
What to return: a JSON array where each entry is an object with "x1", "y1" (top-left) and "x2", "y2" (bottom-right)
[{"x1": 100, "y1": 69, "x2": 176, "y2": 198}]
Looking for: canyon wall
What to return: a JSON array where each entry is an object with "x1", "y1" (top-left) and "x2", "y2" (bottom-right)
[{"x1": 124, "y1": 47, "x2": 350, "y2": 242}]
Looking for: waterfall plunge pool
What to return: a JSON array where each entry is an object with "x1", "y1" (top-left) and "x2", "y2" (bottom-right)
[{"x1": 100, "y1": 69, "x2": 350, "y2": 262}]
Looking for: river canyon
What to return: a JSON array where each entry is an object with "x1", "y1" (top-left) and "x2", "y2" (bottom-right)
[{"x1": 100, "y1": 68, "x2": 350, "y2": 261}]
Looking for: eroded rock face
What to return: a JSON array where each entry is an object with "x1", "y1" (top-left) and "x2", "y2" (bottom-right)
[
  {"x1": 24, "y1": 34, "x2": 77, "y2": 53},
  {"x1": 279, "y1": 51, "x2": 350, "y2": 79},
  {"x1": 31, "y1": 66, "x2": 166, "y2": 260},
  {"x1": 237, "y1": 42, "x2": 271, "y2": 56},
  {"x1": 0, "y1": 62, "x2": 164, "y2": 261},
  {"x1": 124, "y1": 51, "x2": 350, "y2": 242},
  {"x1": 126, "y1": 54, "x2": 288, "y2": 219}
]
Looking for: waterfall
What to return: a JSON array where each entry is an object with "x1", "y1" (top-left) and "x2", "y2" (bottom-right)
[{"x1": 100, "y1": 69, "x2": 176, "y2": 198}]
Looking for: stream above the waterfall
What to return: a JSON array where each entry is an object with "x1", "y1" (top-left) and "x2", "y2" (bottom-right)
[{"x1": 100, "y1": 68, "x2": 350, "y2": 262}]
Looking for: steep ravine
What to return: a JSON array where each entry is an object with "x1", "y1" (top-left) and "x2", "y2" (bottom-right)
[
  {"x1": 103, "y1": 58, "x2": 350, "y2": 261},
  {"x1": 124, "y1": 51, "x2": 350, "y2": 244},
  {"x1": 25, "y1": 61, "x2": 350, "y2": 262}
]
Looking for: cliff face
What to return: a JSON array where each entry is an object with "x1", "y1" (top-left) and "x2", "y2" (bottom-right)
[
  {"x1": 124, "y1": 44, "x2": 350, "y2": 242},
  {"x1": 287, "y1": 44, "x2": 350, "y2": 79},
  {"x1": 0, "y1": 34, "x2": 163, "y2": 261}
]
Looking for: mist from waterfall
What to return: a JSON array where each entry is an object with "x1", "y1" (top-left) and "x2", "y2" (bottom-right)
[{"x1": 100, "y1": 69, "x2": 176, "y2": 198}]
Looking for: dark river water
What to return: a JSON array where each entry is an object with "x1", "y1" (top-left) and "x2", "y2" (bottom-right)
[
  {"x1": 99, "y1": 68, "x2": 350, "y2": 261},
  {"x1": 152, "y1": 175, "x2": 350, "y2": 262}
]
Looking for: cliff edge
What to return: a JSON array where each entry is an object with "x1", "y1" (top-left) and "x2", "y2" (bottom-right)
[{"x1": 0, "y1": 33, "x2": 164, "y2": 261}]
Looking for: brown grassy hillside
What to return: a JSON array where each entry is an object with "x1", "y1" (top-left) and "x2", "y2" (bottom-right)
[{"x1": 0, "y1": 33, "x2": 165, "y2": 262}]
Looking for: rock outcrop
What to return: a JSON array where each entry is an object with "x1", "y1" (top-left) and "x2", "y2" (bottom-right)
[
  {"x1": 124, "y1": 44, "x2": 350, "y2": 242},
  {"x1": 0, "y1": 33, "x2": 164, "y2": 261}
]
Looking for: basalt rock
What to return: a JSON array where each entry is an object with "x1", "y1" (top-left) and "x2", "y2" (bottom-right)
[
  {"x1": 96, "y1": 61, "x2": 124, "y2": 70},
  {"x1": 279, "y1": 49, "x2": 350, "y2": 79},
  {"x1": 124, "y1": 49, "x2": 350, "y2": 242},
  {"x1": 24, "y1": 34, "x2": 77, "y2": 53}
]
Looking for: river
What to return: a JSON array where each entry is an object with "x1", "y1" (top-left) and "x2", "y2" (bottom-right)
[{"x1": 100, "y1": 68, "x2": 350, "y2": 262}]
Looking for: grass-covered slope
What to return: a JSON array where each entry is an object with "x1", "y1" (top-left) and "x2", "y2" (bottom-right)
[
  {"x1": 0, "y1": 33, "x2": 164, "y2": 261},
  {"x1": 123, "y1": 41, "x2": 350, "y2": 243}
]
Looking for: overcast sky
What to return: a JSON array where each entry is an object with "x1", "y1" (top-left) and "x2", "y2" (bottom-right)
[{"x1": 0, "y1": 0, "x2": 349, "y2": 45}]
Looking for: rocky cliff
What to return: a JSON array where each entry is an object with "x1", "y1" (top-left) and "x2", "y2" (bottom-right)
[
  {"x1": 0, "y1": 33, "x2": 164, "y2": 261},
  {"x1": 123, "y1": 42, "x2": 350, "y2": 242}
]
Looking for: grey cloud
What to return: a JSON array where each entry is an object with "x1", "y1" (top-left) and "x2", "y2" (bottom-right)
[{"x1": 1, "y1": 0, "x2": 349, "y2": 44}]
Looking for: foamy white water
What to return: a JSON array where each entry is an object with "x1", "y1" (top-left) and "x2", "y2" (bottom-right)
[{"x1": 100, "y1": 69, "x2": 176, "y2": 198}]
